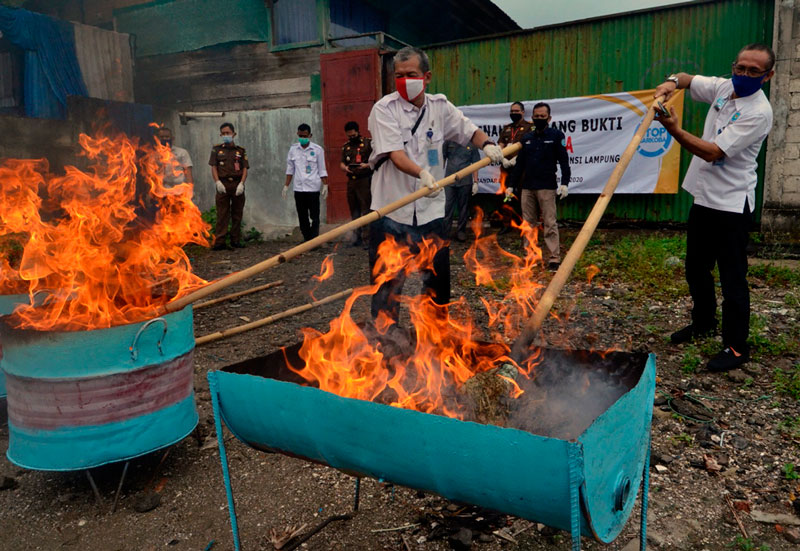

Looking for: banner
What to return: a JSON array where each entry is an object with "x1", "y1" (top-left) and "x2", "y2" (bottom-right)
[{"x1": 458, "y1": 89, "x2": 684, "y2": 194}]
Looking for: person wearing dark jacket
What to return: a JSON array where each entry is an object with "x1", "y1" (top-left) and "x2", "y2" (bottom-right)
[{"x1": 507, "y1": 102, "x2": 570, "y2": 271}]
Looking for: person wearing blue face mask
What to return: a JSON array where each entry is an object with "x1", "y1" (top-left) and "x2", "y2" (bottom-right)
[
  {"x1": 653, "y1": 43, "x2": 775, "y2": 373},
  {"x1": 209, "y1": 122, "x2": 249, "y2": 250}
]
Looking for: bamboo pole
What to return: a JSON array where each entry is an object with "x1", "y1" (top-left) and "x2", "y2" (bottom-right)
[
  {"x1": 511, "y1": 95, "x2": 668, "y2": 360},
  {"x1": 193, "y1": 280, "x2": 283, "y2": 310},
  {"x1": 194, "y1": 288, "x2": 353, "y2": 346},
  {"x1": 163, "y1": 144, "x2": 521, "y2": 314}
]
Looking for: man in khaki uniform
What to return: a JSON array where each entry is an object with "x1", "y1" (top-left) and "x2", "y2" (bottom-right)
[
  {"x1": 339, "y1": 121, "x2": 372, "y2": 247},
  {"x1": 209, "y1": 122, "x2": 249, "y2": 250},
  {"x1": 496, "y1": 102, "x2": 533, "y2": 235}
]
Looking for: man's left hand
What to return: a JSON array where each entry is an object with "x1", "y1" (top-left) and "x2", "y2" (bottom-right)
[
  {"x1": 321, "y1": 184, "x2": 329, "y2": 199},
  {"x1": 483, "y1": 143, "x2": 504, "y2": 163},
  {"x1": 557, "y1": 185, "x2": 569, "y2": 200},
  {"x1": 471, "y1": 180, "x2": 479, "y2": 195},
  {"x1": 654, "y1": 106, "x2": 679, "y2": 134},
  {"x1": 235, "y1": 183, "x2": 245, "y2": 196}
]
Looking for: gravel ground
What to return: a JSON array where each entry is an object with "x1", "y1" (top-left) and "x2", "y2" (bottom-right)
[{"x1": 1, "y1": 224, "x2": 798, "y2": 551}]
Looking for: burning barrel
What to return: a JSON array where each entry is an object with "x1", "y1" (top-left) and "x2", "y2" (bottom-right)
[
  {"x1": 0, "y1": 293, "x2": 28, "y2": 404},
  {"x1": 209, "y1": 344, "x2": 655, "y2": 544},
  {"x1": 2, "y1": 306, "x2": 197, "y2": 471}
]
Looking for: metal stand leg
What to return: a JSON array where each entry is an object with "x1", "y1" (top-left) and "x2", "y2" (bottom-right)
[
  {"x1": 208, "y1": 373, "x2": 241, "y2": 551},
  {"x1": 568, "y1": 443, "x2": 582, "y2": 551},
  {"x1": 353, "y1": 477, "x2": 361, "y2": 511},
  {"x1": 85, "y1": 470, "x2": 104, "y2": 511},
  {"x1": 111, "y1": 461, "x2": 129, "y2": 513},
  {"x1": 640, "y1": 437, "x2": 651, "y2": 551}
]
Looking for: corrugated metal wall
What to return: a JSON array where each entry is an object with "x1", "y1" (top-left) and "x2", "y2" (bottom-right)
[{"x1": 426, "y1": 0, "x2": 774, "y2": 223}]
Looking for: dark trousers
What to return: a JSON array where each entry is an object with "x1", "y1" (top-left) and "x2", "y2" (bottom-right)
[
  {"x1": 214, "y1": 177, "x2": 244, "y2": 246},
  {"x1": 347, "y1": 178, "x2": 372, "y2": 242},
  {"x1": 444, "y1": 184, "x2": 471, "y2": 236},
  {"x1": 368, "y1": 217, "x2": 450, "y2": 321},
  {"x1": 686, "y1": 202, "x2": 752, "y2": 351},
  {"x1": 294, "y1": 191, "x2": 320, "y2": 241}
]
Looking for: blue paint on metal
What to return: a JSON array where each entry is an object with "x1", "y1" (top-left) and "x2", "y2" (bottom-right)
[
  {"x1": 7, "y1": 394, "x2": 197, "y2": 471},
  {"x1": 0, "y1": 294, "x2": 28, "y2": 400},
  {"x1": 210, "y1": 352, "x2": 656, "y2": 542},
  {"x1": 1, "y1": 305, "x2": 194, "y2": 379},
  {"x1": 568, "y1": 442, "x2": 583, "y2": 550},
  {"x1": 640, "y1": 435, "x2": 651, "y2": 550},
  {"x1": 208, "y1": 371, "x2": 241, "y2": 551}
]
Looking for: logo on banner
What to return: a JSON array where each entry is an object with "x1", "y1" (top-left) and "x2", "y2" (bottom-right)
[{"x1": 637, "y1": 125, "x2": 672, "y2": 158}]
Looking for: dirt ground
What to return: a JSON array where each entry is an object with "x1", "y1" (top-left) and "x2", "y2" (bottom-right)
[{"x1": 1, "y1": 223, "x2": 799, "y2": 551}]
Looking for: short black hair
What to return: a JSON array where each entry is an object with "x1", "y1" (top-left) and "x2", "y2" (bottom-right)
[
  {"x1": 298, "y1": 123, "x2": 311, "y2": 133},
  {"x1": 738, "y1": 42, "x2": 776, "y2": 71},
  {"x1": 158, "y1": 126, "x2": 172, "y2": 134},
  {"x1": 344, "y1": 121, "x2": 359, "y2": 132},
  {"x1": 510, "y1": 101, "x2": 525, "y2": 111},
  {"x1": 220, "y1": 122, "x2": 235, "y2": 132},
  {"x1": 533, "y1": 102, "x2": 551, "y2": 116}
]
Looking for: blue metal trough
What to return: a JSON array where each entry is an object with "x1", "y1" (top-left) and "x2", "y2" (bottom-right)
[
  {"x1": 209, "y1": 344, "x2": 655, "y2": 550},
  {"x1": 0, "y1": 293, "x2": 28, "y2": 402},
  {"x1": 2, "y1": 306, "x2": 197, "y2": 471}
]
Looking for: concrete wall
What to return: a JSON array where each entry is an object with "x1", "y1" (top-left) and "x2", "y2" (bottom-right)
[
  {"x1": 159, "y1": 103, "x2": 325, "y2": 237},
  {"x1": 763, "y1": 0, "x2": 800, "y2": 236}
]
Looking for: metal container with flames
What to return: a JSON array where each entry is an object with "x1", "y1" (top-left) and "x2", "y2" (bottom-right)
[
  {"x1": 0, "y1": 294, "x2": 28, "y2": 402},
  {"x1": 2, "y1": 306, "x2": 197, "y2": 471},
  {"x1": 209, "y1": 344, "x2": 656, "y2": 547}
]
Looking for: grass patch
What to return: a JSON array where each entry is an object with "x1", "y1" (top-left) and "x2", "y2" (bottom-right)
[
  {"x1": 774, "y1": 364, "x2": 800, "y2": 400},
  {"x1": 783, "y1": 463, "x2": 800, "y2": 480},
  {"x1": 778, "y1": 416, "x2": 800, "y2": 439},
  {"x1": 748, "y1": 314, "x2": 799, "y2": 360},
  {"x1": 727, "y1": 536, "x2": 770, "y2": 551},
  {"x1": 201, "y1": 206, "x2": 263, "y2": 244},
  {"x1": 681, "y1": 344, "x2": 702, "y2": 374},
  {"x1": 748, "y1": 262, "x2": 800, "y2": 287}
]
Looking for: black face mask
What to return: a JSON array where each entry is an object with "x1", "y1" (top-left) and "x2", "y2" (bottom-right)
[
  {"x1": 158, "y1": 138, "x2": 172, "y2": 147},
  {"x1": 349, "y1": 136, "x2": 360, "y2": 143},
  {"x1": 509, "y1": 113, "x2": 522, "y2": 123},
  {"x1": 533, "y1": 118, "x2": 548, "y2": 131}
]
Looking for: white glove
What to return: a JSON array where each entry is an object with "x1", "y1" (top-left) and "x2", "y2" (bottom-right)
[
  {"x1": 557, "y1": 185, "x2": 569, "y2": 199},
  {"x1": 501, "y1": 156, "x2": 517, "y2": 169},
  {"x1": 483, "y1": 143, "x2": 504, "y2": 164},
  {"x1": 282, "y1": 185, "x2": 289, "y2": 200},
  {"x1": 320, "y1": 184, "x2": 328, "y2": 200},
  {"x1": 471, "y1": 180, "x2": 479, "y2": 196},
  {"x1": 215, "y1": 180, "x2": 226, "y2": 194},
  {"x1": 235, "y1": 182, "x2": 245, "y2": 196},
  {"x1": 504, "y1": 187, "x2": 515, "y2": 200},
  {"x1": 419, "y1": 169, "x2": 441, "y2": 198}
]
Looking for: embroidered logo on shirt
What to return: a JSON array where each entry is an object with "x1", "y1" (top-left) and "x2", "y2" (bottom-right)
[{"x1": 731, "y1": 112, "x2": 741, "y2": 122}]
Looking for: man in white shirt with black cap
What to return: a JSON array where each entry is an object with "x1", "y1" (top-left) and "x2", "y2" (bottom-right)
[
  {"x1": 283, "y1": 123, "x2": 329, "y2": 242},
  {"x1": 654, "y1": 43, "x2": 774, "y2": 372},
  {"x1": 367, "y1": 46, "x2": 505, "y2": 322}
]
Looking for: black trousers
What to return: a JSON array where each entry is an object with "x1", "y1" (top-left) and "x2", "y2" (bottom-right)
[
  {"x1": 368, "y1": 216, "x2": 450, "y2": 322},
  {"x1": 444, "y1": 184, "x2": 471, "y2": 236},
  {"x1": 685, "y1": 202, "x2": 751, "y2": 351},
  {"x1": 294, "y1": 191, "x2": 320, "y2": 241}
]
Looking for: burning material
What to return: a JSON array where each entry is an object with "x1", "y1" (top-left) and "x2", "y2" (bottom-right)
[
  {"x1": 286, "y1": 210, "x2": 560, "y2": 420},
  {"x1": 0, "y1": 129, "x2": 210, "y2": 331}
]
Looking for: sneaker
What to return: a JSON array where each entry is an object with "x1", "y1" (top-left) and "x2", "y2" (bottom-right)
[
  {"x1": 547, "y1": 261, "x2": 560, "y2": 272},
  {"x1": 707, "y1": 346, "x2": 749, "y2": 372},
  {"x1": 669, "y1": 323, "x2": 717, "y2": 344}
]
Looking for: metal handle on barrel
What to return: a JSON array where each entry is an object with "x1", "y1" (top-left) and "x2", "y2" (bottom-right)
[{"x1": 130, "y1": 317, "x2": 168, "y2": 361}]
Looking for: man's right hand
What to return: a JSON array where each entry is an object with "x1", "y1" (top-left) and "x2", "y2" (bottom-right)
[
  {"x1": 419, "y1": 169, "x2": 441, "y2": 198},
  {"x1": 215, "y1": 180, "x2": 226, "y2": 194},
  {"x1": 281, "y1": 185, "x2": 289, "y2": 200},
  {"x1": 501, "y1": 156, "x2": 517, "y2": 169},
  {"x1": 654, "y1": 80, "x2": 678, "y2": 101},
  {"x1": 504, "y1": 187, "x2": 515, "y2": 201}
]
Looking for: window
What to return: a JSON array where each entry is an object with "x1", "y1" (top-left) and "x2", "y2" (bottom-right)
[
  {"x1": 0, "y1": 37, "x2": 23, "y2": 116},
  {"x1": 272, "y1": 0, "x2": 319, "y2": 46}
]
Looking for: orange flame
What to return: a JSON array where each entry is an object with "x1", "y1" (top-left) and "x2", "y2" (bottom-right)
[
  {"x1": 309, "y1": 255, "x2": 335, "y2": 300},
  {"x1": 289, "y1": 209, "x2": 551, "y2": 419},
  {"x1": 0, "y1": 129, "x2": 210, "y2": 330},
  {"x1": 586, "y1": 264, "x2": 600, "y2": 284}
]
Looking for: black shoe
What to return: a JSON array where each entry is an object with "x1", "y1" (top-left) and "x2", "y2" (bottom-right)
[
  {"x1": 547, "y1": 261, "x2": 560, "y2": 272},
  {"x1": 231, "y1": 242, "x2": 245, "y2": 249},
  {"x1": 669, "y1": 323, "x2": 716, "y2": 344},
  {"x1": 456, "y1": 231, "x2": 467, "y2": 242},
  {"x1": 351, "y1": 238, "x2": 363, "y2": 248},
  {"x1": 707, "y1": 346, "x2": 749, "y2": 372},
  {"x1": 212, "y1": 243, "x2": 228, "y2": 251}
]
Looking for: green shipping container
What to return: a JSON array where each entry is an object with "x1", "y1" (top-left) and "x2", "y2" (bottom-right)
[{"x1": 426, "y1": 0, "x2": 774, "y2": 223}]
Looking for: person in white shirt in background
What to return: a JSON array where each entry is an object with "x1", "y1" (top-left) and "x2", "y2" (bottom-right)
[
  {"x1": 157, "y1": 126, "x2": 193, "y2": 187},
  {"x1": 367, "y1": 46, "x2": 504, "y2": 322},
  {"x1": 283, "y1": 123, "x2": 329, "y2": 242},
  {"x1": 654, "y1": 43, "x2": 775, "y2": 372}
]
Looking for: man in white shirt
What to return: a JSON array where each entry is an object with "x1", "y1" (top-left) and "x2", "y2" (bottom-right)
[
  {"x1": 367, "y1": 46, "x2": 504, "y2": 321},
  {"x1": 157, "y1": 127, "x2": 193, "y2": 188},
  {"x1": 654, "y1": 43, "x2": 775, "y2": 372},
  {"x1": 283, "y1": 124, "x2": 329, "y2": 242}
]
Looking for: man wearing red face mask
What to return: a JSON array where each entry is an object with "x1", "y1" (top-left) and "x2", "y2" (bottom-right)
[{"x1": 367, "y1": 46, "x2": 504, "y2": 322}]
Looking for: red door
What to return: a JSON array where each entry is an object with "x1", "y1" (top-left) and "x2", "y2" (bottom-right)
[{"x1": 320, "y1": 49, "x2": 381, "y2": 222}]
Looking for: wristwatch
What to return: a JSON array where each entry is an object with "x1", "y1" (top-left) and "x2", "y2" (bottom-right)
[{"x1": 665, "y1": 74, "x2": 679, "y2": 87}]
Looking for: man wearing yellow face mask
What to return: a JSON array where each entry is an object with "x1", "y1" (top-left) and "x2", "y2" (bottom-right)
[{"x1": 366, "y1": 46, "x2": 504, "y2": 322}]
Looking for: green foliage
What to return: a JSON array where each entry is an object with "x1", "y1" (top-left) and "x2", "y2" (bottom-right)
[
  {"x1": 783, "y1": 463, "x2": 800, "y2": 480},
  {"x1": 748, "y1": 262, "x2": 800, "y2": 287},
  {"x1": 575, "y1": 233, "x2": 687, "y2": 300},
  {"x1": 778, "y1": 416, "x2": 800, "y2": 439},
  {"x1": 774, "y1": 364, "x2": 800, "y2": 400},
  {"x1": 728, "y1": 536, "x2": 770, "y2": 551},
  {"x1": 201, "y1": 206, "x2": 263, "y2": 243},
  {"x1": 670, "y1": 432, "x2": 694, "y2": 447},
  {"x1": 201, "y1": 207, "x2": 217, "y2": 231},
  {"x1": 748, "y1": 314, "x2": 799, "y2": 360},
  {"x1": 681, "y1": 344, "x2": 702, "y2": 374}
]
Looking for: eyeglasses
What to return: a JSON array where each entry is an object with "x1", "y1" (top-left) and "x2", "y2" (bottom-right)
[{"x1": 731, "y1": 62, "x2": 769, "y2": 78}]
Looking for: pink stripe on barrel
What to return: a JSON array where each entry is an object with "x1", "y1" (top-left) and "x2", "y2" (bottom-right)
[{"x1": 6, "y1": 352, "x2": 194, "y2": 430}]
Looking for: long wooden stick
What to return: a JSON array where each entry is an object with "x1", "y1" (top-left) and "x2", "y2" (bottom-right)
[
  {"x1": 511, "y1": 96, "x2": 667, "y2": 360},
  {"x1": 164, "y1": 144, "x2": 521, "y2": 314},
  {"x1": 193, "y1": 280, "x2": 283, "y2": 310},
  {"x1": 194, "y1": 288, "x2": 353, "y2": 346}
]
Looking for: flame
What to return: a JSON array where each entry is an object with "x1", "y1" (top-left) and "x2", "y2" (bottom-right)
[
  {"x1": 289, "y1": 208, "x2": 551, "y2": 419},
  {"x1": 0, "y1": 129, "x2": 210, "y2": 330},
  {"x1": 309, "y1": 255, "x2": 335, "y2": 301},
  {"x1": 586, "y1": 264, "x2": 600, "y2": 284}
]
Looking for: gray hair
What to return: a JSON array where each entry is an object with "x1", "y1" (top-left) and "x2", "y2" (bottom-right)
[{"x1": 393, "y1": 46, "x2": 430, "y2": 73}]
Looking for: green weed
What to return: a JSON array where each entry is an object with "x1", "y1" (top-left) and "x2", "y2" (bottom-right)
[
  {"x1": 748, "y1": 263, "x2": 800, "y2": 287},
  {"x1": 671, "y1": 432, "x2": 694, "y2": 447},
  {"x1": 783, "y1": 463, "x2": 800, "y2": 480},
  {"x1": 778, "y1": 416, "x2": 800, "y2": 439},
  {"x1": 774, "y1": 364, "x2": 800, "y2": 400},
  {"x1": 201, "y1": 206, "x2": 262, "y2": 244},
  {"x1": 681, "y1": 344, "x2": 702, "y2": 374},
  {"x1": 748, "y1": 315, "x2": 799, "y2": 359},
  {"x1": 728, "y1": 536, "x2": 770, "y2": 551}
]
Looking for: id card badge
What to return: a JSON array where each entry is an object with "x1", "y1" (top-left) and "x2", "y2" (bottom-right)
[
  {"x1": 425, "y1": 129, "x2": 439, "y2": 167},
  {"x1": 234, "y1": 161, "x2": 240, "y2": 171},
  {"x1": 306, "y1": 163, "x2": 312, "y2": 174}
]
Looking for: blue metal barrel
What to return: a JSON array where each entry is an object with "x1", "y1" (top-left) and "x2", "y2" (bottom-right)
[
  {"x1": 209, "y1": 348, "x2": 655, "y2": 543},
  {"x1": 0, "y1": 294, "x2": 28, "y2": 401},
  {"x1": 2, "y1": 306, "x2": 197, "y2": 471}
]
